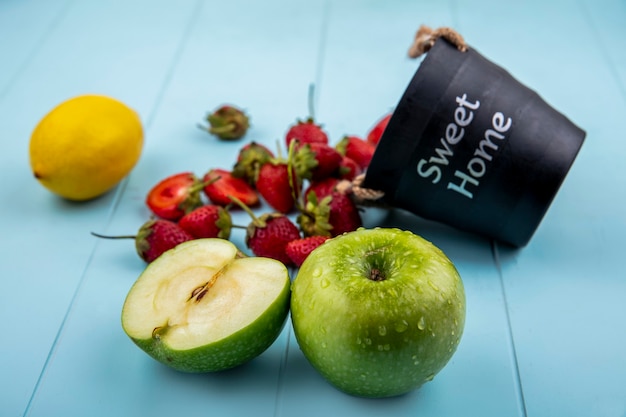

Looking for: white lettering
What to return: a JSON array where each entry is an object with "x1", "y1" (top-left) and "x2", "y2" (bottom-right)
[
  {"x1": 474, "y1": 129, "x2": 503, "y2": 161},
  {"x1": 447, "y1": 170, "x2": 478, "y2": 199},
  {"x1": 455, "y1": 94, "x2": 481, "y2": 110},
  {"x1": 467, "y1": 157, "x2": 486, "y2": 177},
  {"x1": 417, "y1": 159, "x2": 442, "y2": 184},
  {"x1": 445, "y1": 123, "x2": 464, "y2": 145},
  {"x1": 492, "y1": 112, "x2": 512, "y2": 132},
  {"x1": 430, "y1": 138, "x2": 454, "y2": 165},
  {"x1": 415, "y1": 93, "x2": 480, "y2": 176}
]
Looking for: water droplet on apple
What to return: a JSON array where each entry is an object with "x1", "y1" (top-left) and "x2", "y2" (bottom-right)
[
  {"x1": 417, "y1": 316, "x2": 426, "y2": 330},
  {"x1": 425, "y1": 373, "x2": 435, "y2": 382},
  {"x1": 320, "y1": 278, "x2": 330, "y2": 288},
  {"x1": 356, "y1": 337, "x2": 362, "y2": 345},
  {"x1": 364, "y1": 337, "x2": 372, "y2": 345},
  {"x1": 378, "y1": 325, "x2": 387, "y2": 336},
  {"x1": 394, "y1": 321, "x2": 409, "y2": 333},
  {"x1": 320, "y1": 326, "x2": 327, "y2": 334},
  {"x1": 383, "y1": 344, "x2": 390, "y2": 351},
  {"x1": 312, "y1": 267, "x2": 322, "y2": 277},
  {"x1": 321, "y1": 342, "x2": 327, "y2": 349}
]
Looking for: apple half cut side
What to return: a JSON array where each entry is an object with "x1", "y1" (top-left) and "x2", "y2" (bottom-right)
[{"x1": 121, "y1": 238, "x2": 291, "y2": 373}]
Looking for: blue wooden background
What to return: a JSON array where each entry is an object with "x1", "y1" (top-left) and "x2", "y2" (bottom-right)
[{"x1": 1, "y1": 1, "x2": 625, "y2": 416}]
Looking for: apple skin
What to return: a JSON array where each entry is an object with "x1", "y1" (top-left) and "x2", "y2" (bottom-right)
[
  {"x1": 122, "y1": 239, "x2": 291, "y2": 373},
  {"x1": 291, "y1": 228, "x2": 465, "y2": 398}
]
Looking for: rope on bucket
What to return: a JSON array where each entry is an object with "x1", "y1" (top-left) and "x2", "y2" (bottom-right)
[
  {"x1": 408, "y1": 25, "x2": 467, "y2": 59},
  {"x1": 342, "y1": 26, "x2": 468, "y2": 209},
  {"x1": 338, "y1": 174, "x2": 387, "y2": 208}
]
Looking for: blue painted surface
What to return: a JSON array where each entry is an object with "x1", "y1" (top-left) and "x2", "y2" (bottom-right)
[{"x1": 1, "y1": 1, "x2": 624, "y2": 416}]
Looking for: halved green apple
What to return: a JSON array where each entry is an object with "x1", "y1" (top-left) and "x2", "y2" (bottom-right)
[{"x1": 121, "y1": 238, "x2": 291, "y2": 372}]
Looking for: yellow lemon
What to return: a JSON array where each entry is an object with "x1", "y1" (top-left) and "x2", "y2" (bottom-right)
[{"x1": 29, "y1": 94, "x2": 144, "y2": 201}]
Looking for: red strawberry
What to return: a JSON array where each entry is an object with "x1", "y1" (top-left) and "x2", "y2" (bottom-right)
[
  {"x1": 91, "y1": 219, "x2": 194, "y2": 263},
  {"x1": 232, "y1": 141, "x2": 274, "y2": 185},
  {"x1": 336, "y1": 135, "x2": 376, "y2": 170},
  {"x1": 366, "y1": 113, "x2": 392, "y2": 146},
  {"x1": 256, "y1": 162, "x2": 300, "y2": 214},
  {"x1": 203, "y1": 168, "x2": 259, "y2": 207},
  {"x1": 201, "y1": 104, "x2": 249, "y2": 140},
  {"x1": 178, "y1": 204, "x2": 232, "y2": 239},
  {"x1": 285, "y1": 235, "x2": 330, "y2": 267},
  {"x1": 230, "y1": 196, "x2": 301, "y2": 266},
  {"x1": 247, "y1": 213, "x2": 301, "y2": 266},
  {"x1": 146, "y1": 172, "x2": 205, "y2": 221},
  {"x1": 337, "y1": 155, "x2": 362, "y2": 181},
  {"x1": 285, "y1": 118, "x2": 328, "y2": 147},
  {"x1": 295, "y1": 142, "x2": 343, "y2": 181},
  {"x1": 297, "y1": 190, "x2": 362, "y2": 237},
  {"x1": 304, "y1": 177, "x2": 340, "y2": 202}
]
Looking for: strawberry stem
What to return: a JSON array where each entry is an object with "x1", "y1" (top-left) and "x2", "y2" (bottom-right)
[
  {"x1": 209, "y1": 123, "x2": 236, "y2": 135},
  {"x1": 90, "y1": 231, "x2": 136, "y2": 240},
  {"x1": 287, "y1": 139, "x2": 302, "y2": 210},
  {"x1": 196, "y1": 175, "x2": 220, "y2": 193},
  {"x1": 228, "y1": 195, "x2": 266, "y2": 227},
  {"x1": 308, "y1": 83, "x2": 316, "y2": 120}
]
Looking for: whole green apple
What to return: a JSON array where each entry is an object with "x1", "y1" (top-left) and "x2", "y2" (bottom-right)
[
  {"x1": 290, "y1": 228, "x2": 465, "y2": 397},
  {"x1": 122, "y1": 238, "x2": 290, "y2": 372}
]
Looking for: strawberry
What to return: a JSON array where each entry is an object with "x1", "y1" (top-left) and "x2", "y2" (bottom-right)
[
  {"x1": 231, "y1": 141, "x2": 274, "y2": 185},
  {"x1": 304, "y1": 177, "x2": 340, "y2": 202},
  {"x1": 337, "y1": 155, "x2": 362, "y2": 181},
  {"x1": 285, "y1": 235, "x2": 330, "y2": 267},
  {"x1": 285, "y1": 118, "x2": 328, "y2": 147},
  {"x1": 230, "y1": 196, "x2": 301, "y2": 266},
  {"x1": 146, "y1": 172, "x2": 206, "y2": 221},
  {"x1": 178, "y1": 204, "x2": 232, "y2": 239},
  {"x1": 91, "y1": 219, "x2": 194, "y2": 263},
  {"x1": 336, "y1": 135, "x2": 376, "y2": 170},
  {"x1": 247, "y1": 213, "x2": 301, "y2": 266},
  {"x1": 297, "y1": 190, "x2": 362, "y2": 238},
  {"x1": 295, "y1": 142, "x2": 343, "y2": 181},
  {"x1": 256, "y1": 162, "x2": 298, "y2": 214},
  {"x1": 203, "y1": 168, "x2": 259, "y2": 207},
  {"x1": 366, "y1": 112, "x2": 392, "y2": 146},
  {"x1": 200, "y1": 104, "x2": 249, "y2": 140}
]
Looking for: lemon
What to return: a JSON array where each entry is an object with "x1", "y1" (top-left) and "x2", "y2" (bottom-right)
[{"x1": 29, "y1": 94, "x2": 144, "y2": 201}]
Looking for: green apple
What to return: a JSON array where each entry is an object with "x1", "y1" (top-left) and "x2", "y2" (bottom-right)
[
  {"x1": 121, "y1": 238, "x2": 290, "y2": 372},
  {"x1": 291, "y1": 228, "x2": 465, "y2": 398}
]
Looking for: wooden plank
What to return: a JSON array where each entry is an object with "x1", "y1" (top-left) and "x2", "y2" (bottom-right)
[
  {"x1": 277, "y1": 1, "x2": 524, "y2": 416},
  {"x1": 0, "y1": 1, "x2": 200, "y2": 415},
  {"x1": 456, "y1": 0, "x2": 626, "y2": 416},
  {"x1": 22, "y1": 1, "x2": 328, "y2": 416}
]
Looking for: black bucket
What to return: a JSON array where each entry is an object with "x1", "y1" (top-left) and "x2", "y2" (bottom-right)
[{"x1": 362, "y1": 39, "x2": 586, "y2": 247}]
